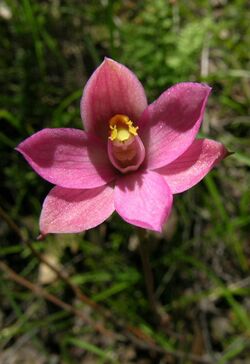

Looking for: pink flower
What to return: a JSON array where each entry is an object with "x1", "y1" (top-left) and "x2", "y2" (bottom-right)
[{"x1": 16, "y1": 58, "x2": 227, "y2": 234}]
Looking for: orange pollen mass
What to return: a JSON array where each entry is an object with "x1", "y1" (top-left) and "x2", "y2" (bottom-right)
[{"x1": 109, "y1": 114, "x2": 138, "y2": 142}]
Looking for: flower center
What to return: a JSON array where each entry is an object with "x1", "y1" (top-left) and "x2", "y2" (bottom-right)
[
  {"x1": 107, "y1": 114, "x2": 145, "y2": 173},
  {"x1": 109, "y1": 114, "x2": 138, "y2": 142}
]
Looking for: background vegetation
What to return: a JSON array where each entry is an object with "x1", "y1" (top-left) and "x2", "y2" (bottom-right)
[{"x1": 1, "y1": 0, "x2": 250, "y2": 363}]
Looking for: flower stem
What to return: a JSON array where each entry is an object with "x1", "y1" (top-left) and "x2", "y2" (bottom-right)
[{"x1": 137, "y1": 229, "x2": 158, "y2": 318}]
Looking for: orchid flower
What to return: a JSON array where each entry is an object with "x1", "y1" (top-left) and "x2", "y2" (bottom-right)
[{"x1": 17, "y1": 58, "x2": 227, "y2": 234}]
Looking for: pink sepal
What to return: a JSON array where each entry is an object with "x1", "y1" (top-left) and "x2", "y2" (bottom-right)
[
  {"x1": 139, "y1": 82, "x2": 211, "y2": 169},
  {"x1": 114, "y1": 170, "x2": 173, "y2": 232},
  {"x1": 81, "y1": 58, "x2": 147, "y2": 139},
  {"x1": 40, "y1": 184, "x2": 114, "y2": 234},
  {"x1": 16, "y1": 128, "x2": 116, "y2": 189},
  {"x1": 157, "y1": 139, "x2": 228, "y2": 193}
]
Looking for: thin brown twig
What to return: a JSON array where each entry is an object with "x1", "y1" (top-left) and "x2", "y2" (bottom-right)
[
  {"x1": 0, "y1": 260, "x2": 115, "y2": 338},
  {"x1": 0, "y1": 260, "x2": 213, "y2": 363},
  {"x1": 0, "y1": 206, "x2": 22, "y2": 238},
  {"x1": 0, "y1": 205, "x2": 214, "y2": 363},
  {"x1": 0, "y1": 206, "x2": 150, "y2": 331},
  {"x1": 25, "y1": 238, "x2": 104, "y2": 313},
  {"x1": 0, "y1": 206, "x2": 158, "y2": 341},
  {"x1": 0, "y1": 206, "x2": 106, "y2": 314}
]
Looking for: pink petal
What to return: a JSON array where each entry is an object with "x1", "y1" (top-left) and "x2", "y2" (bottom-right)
[
  {"x1": 40, "y1": 184, "x2": 114, "y2": 234},
  {"x1": 157, "y1": 139, "x2": 228, "y2": 194},
  {"x1": 139, "y1": 82, "x2": 211, "y2": 169},
  {"x1": 81, "y1": 58, "x2": 147, "y2": 139},
  {"x1": 16, "y1": 128, "x2": 116, "y2": 189},
  {"x1": 114, "y1": 170, "x2": 173, "y2": 232}
]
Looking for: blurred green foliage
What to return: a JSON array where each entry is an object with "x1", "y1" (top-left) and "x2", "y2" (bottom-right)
[{"x1": 1, "y1": 0, "x2": 250, "y2": 362}]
